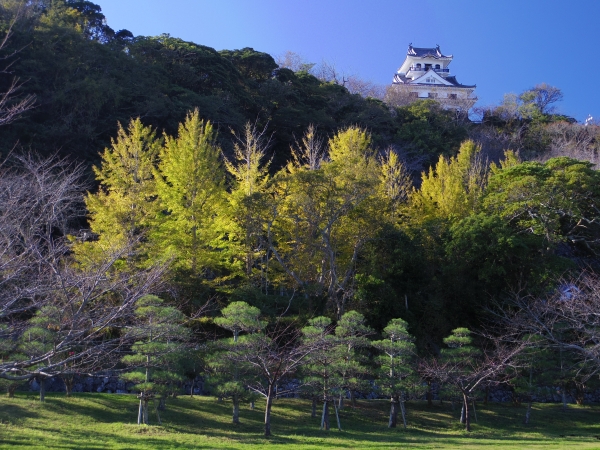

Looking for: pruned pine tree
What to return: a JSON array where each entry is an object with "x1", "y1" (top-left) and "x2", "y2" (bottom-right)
[
  {"x1": 301, "y1": 316, "x2": 341, "y2": 430},
  {"x1": 212, "y1": 301, "x2": 266, "y2": 424},
  {"x1": 372, "y1": 318, "x2": 416, "y2": 428},
  {"x1": 153, "y1": 109, "x2": 226, "y2": 278},
  {"x1": 440, "y1": 328, "x2": 480, "y2": 431},
  {"x1": 121, "y1": 295, "x2": 189, "y2": 425},
  {"x1": 334, "y1": 311, "x2": 373, "y2": 408}
]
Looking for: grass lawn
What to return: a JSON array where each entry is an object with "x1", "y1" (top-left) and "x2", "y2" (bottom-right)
[{"x1": 0, "y1": 393, "x2": 599, "y2": 449}]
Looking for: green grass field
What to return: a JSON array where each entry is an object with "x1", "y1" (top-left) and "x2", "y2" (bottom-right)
[{"x1": 0, "y1": 393, "x2": 599, "y2": 449}]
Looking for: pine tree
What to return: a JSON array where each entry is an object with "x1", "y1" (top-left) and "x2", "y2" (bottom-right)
[
  {"x1": 301, "y1": 316, "x2": 341, "y2": 430},
  {"x1": 211, "y1": 301, "x2": 266, "y2": 424},
  {"x1": 121, "y1": 295, "x2": 189, "y2": 425},
  {"x1": 439, "y1": 328, "x2": 481, "y2": 431},
  {"x1": 334, "y1": 311, "x2": 373, "y2": 409},
  {"x1": 372, "y1": 318, "x2": 416, "y2": 428}
]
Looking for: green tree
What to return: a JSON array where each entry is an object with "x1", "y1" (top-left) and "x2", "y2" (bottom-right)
[
  {"x1": 121, "y1": 295, "x2": 189, "y2": 425},
  {"x1": 211, "y1": 301, "x2": 265, "y2": 424},
  {"x1": 372, "y1": 318, "x2": 416, "y2": 428},
  {"x1": 412, "y1": 140, "x2": 486, "y2": 223},
  {"x1": 484, "y1": 157, "x2": 600, "y2": 256},
  {"x1": 393, "y1": 100, "x2": 468, "y2": 165},
  {"x1": 437, "y1": 328, "x2": 481, "y2": 432},
  {"x1": 334, "y1": 311, "x2": 373, "y2": 409},
  {"x1": 301, "y1": 316, "x2": 341, "y2": 430}
]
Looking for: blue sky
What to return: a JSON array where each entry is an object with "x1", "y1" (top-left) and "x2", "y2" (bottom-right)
[{"x1": 97, "y1": 0, "x2": 599, "y2": 122}]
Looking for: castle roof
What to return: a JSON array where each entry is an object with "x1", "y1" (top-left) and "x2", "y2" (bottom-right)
[
  {"x1": 407, "y1": 44, "x2": 451, "y2": 59},
  {"x1": 393, "y1": 71, "x2": 475, "y2": 89},
  {"x1": 444, "y1": 76, "x2": 475, "y2": 89}
]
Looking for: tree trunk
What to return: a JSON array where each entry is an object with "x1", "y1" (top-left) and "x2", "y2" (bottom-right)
[
  {"x1": 62, "y1": 376, "x2": 74, "y2": 397},
  {"x1": 484, "y1": 385, "x2": 489, "y2": 405},
  {"x1": 400, "y1": 398, "x2": 407, "y2": 429},
  {"x1": 39, "y1": 377, "x2": 46, "y2": 403},
  {"x1": 190, "y1": 378, "x2": 195, "y2": 397},
  {"x1": 250, "y1": 400, "x2": 255, "y2": 410},
  {"x1": 138, "y1": 399, "x2": 143, "y2": 425},
  {"x1": 561, "y1": 385, "x2": 568, "y2": 411},
  {"x1": 388, "y1": 395, "x2": 399, "y2": 428},
  {"x1": 333, "y1": 399, "x2": 342, "y2": 431},
  {"x1": 311, "y1": 398, "x2": 317, "y2": 418},
  {"x1": 524, "y1": 400, "x2": 532, "y2": 424},
  {"x1": 426, "y1": 381, "x2": 433, "y2": 406},
  {"x1": 350, "y1": 390, "x2": 356, "y2": 407},
  {"x1": 65, "y1": 380, "x2": 73, "y2": 397},
  {"x1": 143, "y1": 399, "x2": 149, "y2": 425},
  {"x1": 459, "y1": 401, "x2": 464, "y2": 423},
  {"x1": 264, "y1": 384, "x2": 274, "y2": 437},
  {"x1": 338, "y1": 392, "x2": 344, "y2": 410},
  {"x1": 463, "y1": 394, "x2": 471, "y2": 432},
  {"x1": 575, "y1": 391, "x2": 584, "y2": 405},
  {"x1": 7, "y1": 384, "x2": 17, "y2": 398},
  {"x1": 321, "y1": 400, "x2": 330, "y2": 430},
  {"x1": 232, "y1": 394, "x2": 240, "y2": 424},
  {"x1": 158, "y1": 395, "x2": 166, "y2": 411},
  {"x1": 472, "y1": 399, "x2": 478, "y2": 423}
]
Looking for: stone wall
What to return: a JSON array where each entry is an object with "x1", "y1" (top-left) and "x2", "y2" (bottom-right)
[
  {"x1": 17, "y1": 376, "x2": 600, "y2": 404},
  {"x1": 24, "y1": 374, "x2": 207, "y2": 396}
]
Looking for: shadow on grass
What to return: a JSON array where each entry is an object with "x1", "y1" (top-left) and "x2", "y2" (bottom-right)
[{"x1": 2, "y1": 394, "x2": 600, "y2": 449}]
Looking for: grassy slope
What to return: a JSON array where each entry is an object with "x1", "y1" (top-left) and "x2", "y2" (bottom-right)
[{"x1": 0, "y1": 393, "x2": 599, "y2": 449}]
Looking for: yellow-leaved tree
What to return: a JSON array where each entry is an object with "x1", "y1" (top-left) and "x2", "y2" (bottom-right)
[
  {"x1": 411, "y1": 140, "x2": 487, "y2": 223},
  {"x1": 269, "y1": 126, "x2": 393, "y2": 318},
  {"x1": 152, "y1": 110, "x2": 226, "y2": 277},
  {"x1": 76, "y1": 118, "x2": 161, "y2": 265}
]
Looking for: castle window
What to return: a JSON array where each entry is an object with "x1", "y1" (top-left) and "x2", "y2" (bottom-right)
[
  {"x1": 409, "y1": 92, "x2": 418, "y2": 98},
  {"x1": 449, "y1": 93, "x2": 457, "y2": 99},
  {"x1": 435, "y1": 64, "x2": 441, "y2": 69},
  {"x1": 428, "y1": 92, "x2": 438, "y2": 98}
]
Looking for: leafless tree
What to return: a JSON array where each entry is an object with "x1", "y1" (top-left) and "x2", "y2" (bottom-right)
[
  {"x1": 538, "y1": 121, "x2": 600, "y2": 164},
  {"x1": 221, "y1": 321, "x2": 323, "y2": 436},
  {"x1": 291, "y1": 123, "x2": 325, "y2": 171},
  {"x1": 504, "y1": 273, "x2": 600, "y2": 381},
  {"x1": 383, "y1": 85, "x2": 416, "y2": 108},
  {"x1": 0, "y1": 154, "x2": 168, "y2": 399},
  {"x1": 0, "y1": 153, "x2": 85, "y2": 319},
  {"x1": 419, "y1": 337, "x2": 525, "y2": 432},
  {"x1": 275, "y1": 50, "x2": 315, "y2": 73},
  {"x1": 0, "y1": 3, "x2": 36, "y2": 126},
  {"x1": 343, "y1": 76, "x2": 385, "y2": 99}
]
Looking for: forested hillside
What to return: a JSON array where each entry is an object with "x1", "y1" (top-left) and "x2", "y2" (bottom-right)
[{"x1": 2, "y1": 0, "x2": 600, "y2": 437}]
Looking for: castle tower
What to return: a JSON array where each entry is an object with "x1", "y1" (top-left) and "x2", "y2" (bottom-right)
[{"x1": 391, "y1": 44, "x2": 477, "y2": 110}]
